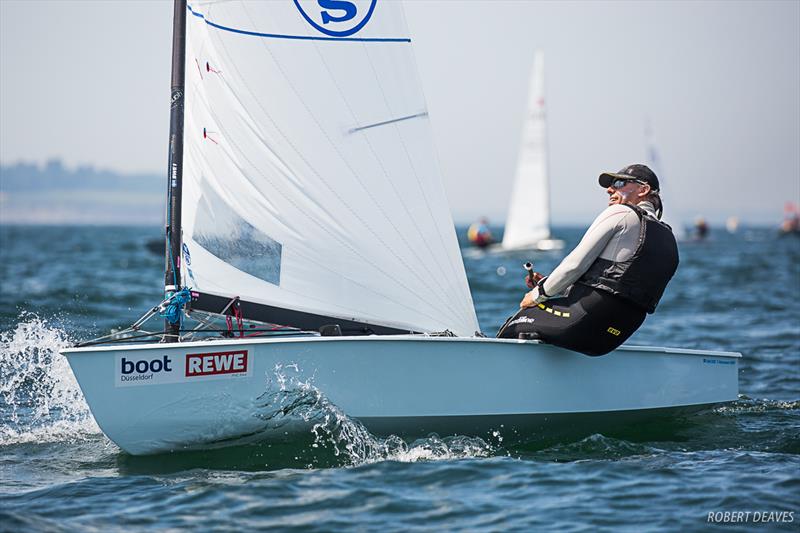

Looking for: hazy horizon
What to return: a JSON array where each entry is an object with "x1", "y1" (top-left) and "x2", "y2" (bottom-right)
[{"x1": 1, "y1": 1, "x2": 798, "y2": 226}]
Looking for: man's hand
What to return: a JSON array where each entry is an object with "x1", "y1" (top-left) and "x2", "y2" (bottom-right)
[
  {"x1": 520, "y1": 290, "x2": 537, "y2": 308},
  {"x1": 525, "y1": 272, "x2": 544, "y2": 289}
]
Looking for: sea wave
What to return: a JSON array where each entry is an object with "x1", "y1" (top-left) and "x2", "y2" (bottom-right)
[
  {"x1": 0, "y1": 313, "x2": 100, "y2": 446},
  {"x1": 252, "y1": 362, "x2": 496, "y2": 467}
]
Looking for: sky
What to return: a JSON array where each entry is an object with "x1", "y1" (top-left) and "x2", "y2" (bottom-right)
[{"x1": 1, "y1": 0, "x2": 798, "y2": 225}]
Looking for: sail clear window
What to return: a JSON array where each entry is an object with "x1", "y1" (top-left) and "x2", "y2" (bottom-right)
[{"x1": 193, "y1": 185, "x2": 282, "y2": 286}]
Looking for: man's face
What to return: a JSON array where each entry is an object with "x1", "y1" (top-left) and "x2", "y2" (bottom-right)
[{"x1": 607, "y1": 180, "x2": 648, "y2": 206}]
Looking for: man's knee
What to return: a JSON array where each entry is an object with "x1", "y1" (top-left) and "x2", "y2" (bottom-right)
[{"x1": 496, "y1": 311, "x2": 539, "y2": 338}]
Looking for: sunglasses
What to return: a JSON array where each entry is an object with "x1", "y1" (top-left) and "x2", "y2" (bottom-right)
[{"x1": 610, "y1": 178, "x2": 647, "y2": 190}]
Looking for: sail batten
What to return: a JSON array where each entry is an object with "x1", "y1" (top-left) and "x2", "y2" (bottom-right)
[
  {"x1": 181, "y1": 1, "x2": 478, "y2": 336},
  {"x1": 348, "y1": 111, "x2": 428, "y2": 133}
]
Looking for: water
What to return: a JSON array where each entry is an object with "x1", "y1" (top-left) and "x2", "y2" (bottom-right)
[{"x1": 1, "y1": 225, "x2": 798, "y2": 531}]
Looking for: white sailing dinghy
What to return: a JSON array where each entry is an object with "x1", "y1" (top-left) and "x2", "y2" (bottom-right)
[
  {"x1": 62, "y1": 1, "x2": 738, "y2": 456},
  {"x1": 500, "y1": 51, "x2": 564, "y2": 252}
]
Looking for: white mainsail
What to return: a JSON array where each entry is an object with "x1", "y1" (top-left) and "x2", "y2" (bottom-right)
[
  {"x1": 502, "y1": 50, "x2": 553, "y2": 250},
  {"x1": 180, "y1": 1, "x2": 478, "y2": 336}
]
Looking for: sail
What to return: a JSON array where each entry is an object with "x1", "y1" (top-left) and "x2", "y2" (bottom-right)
[
  {"x1": 644, "y1": 119, "x2": 685, "y2": 239},
  {"x1": 179, "y1": 1, "x2": 478, "y2": 336},
  {"x1": 502, "y1": 50, "x2": 552, "y2": 249}
]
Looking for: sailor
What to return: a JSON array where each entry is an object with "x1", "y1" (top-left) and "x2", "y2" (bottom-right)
[
  {"x1": 693, "y1": 216, "x2": 709, "y2": 240},
  {"x1": 467, "y1": 217, "x2": 494, "y2": 248},
  {"x1": 496, "y1": 164, "x2": 679, "y2": 356}
]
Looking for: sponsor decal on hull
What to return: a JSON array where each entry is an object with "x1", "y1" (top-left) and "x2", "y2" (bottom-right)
[
  {"x1": 114, "y1": 350, "x2": 251, "y2": 387},
  {"x1": 185, "y1": 350, "x2": 250, "y2": 379},
  {"x1": 115, "y1": 354, "x2": 183, "y2": 387},
  {"x1": 703, "y1": 358, "x2": 736, "y2": 366}
]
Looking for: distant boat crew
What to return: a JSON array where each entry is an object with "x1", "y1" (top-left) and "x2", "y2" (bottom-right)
[
  {"x1": 693, "y1": 216, "x2": 709, "y2": 240},
  {"x1": 467, "y1": 218, "x2": 494, "y2": 248},
  {"x1": 780, "y1": 202, "x2": 800, "y2": 236}
]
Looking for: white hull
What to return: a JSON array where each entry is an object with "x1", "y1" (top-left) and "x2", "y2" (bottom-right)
[
  {"x1": 62, "y1": 336, "x2": 739, "y2": 455},
  {"x1": 463, "y1": 238, "x2": 566, "y2": 259},
  {"x1": 499, "y1": 238, "x2": 565, "y2": 252}
]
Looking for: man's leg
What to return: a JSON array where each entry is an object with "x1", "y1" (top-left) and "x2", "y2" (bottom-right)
[
  {"x1": 496, "y1": 297, "x2": 581, "y2": 339},
  {"x1": 498, "y1": 287, "x2": 646, "y2": 356}
]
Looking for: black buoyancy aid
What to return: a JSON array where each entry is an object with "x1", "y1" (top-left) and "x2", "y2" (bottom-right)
[{"x1": 578, "y1": 204, "x2": 679, "y2": 313}]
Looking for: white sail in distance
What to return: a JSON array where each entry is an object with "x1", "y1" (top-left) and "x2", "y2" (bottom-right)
[
  {"x1": 502, "y1": 50, "x2": 553, "y2": 250},
  {"x1": 644, "y1": 119, "x2": 685, "y2": 240},
  {"x1": 179, "y1": 1, "x2": 478, "y2": 336}
]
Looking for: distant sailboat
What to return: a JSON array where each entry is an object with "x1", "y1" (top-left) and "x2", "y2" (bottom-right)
[
  {"x1": 501, "y1": 51, "x2": 563, "y2": 252},
  {"x1": 645, "y1": 120, "x2": 685, "y2": 240},
  {"x1": 725, "y1": 216, "x2": 740, "y2": 234}
]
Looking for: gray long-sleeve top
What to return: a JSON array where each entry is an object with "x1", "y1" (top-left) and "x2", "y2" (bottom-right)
[{"x1": 530, "y1": 201, "x2": 658, "y2": 303}]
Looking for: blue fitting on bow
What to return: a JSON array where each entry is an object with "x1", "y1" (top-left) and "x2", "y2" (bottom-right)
[{"x1": 160, "y1": 287, "x2": 192, "y2": 325}]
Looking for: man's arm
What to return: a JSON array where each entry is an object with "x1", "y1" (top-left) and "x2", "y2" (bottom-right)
[{"x1": 526, "y1": 205, "x2": 631, "y2": 304}]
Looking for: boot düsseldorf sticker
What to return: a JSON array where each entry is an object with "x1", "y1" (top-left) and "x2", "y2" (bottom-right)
[{"x1": 115, "y1": 350, "x2": 251, "y2": 387}]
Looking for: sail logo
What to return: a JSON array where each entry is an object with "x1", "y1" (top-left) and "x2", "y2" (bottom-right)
[
  {"x1": 185, "y1": 350, "x2": 250, "y2": 378},
  {"x1": 294, "y1": 0, "x2": 377, "y2": 37}
]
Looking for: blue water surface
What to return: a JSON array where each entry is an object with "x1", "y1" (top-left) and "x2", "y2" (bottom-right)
[{"x1": 0, "y1": 224, "x2": 798, "y2": 531}]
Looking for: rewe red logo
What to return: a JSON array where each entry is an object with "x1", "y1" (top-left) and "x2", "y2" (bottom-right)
[{"x1": 185, "y1": 350, "x2": 248, "y2": 377}]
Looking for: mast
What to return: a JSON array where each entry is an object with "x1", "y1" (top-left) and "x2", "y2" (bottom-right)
[{"x1": 164, "y1": 0, "x2": 187, "y2": 341}]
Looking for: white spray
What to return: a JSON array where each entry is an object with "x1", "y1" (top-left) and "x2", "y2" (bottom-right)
[
  {"x1": 258, "y1": 363, "x2": 497, "y2": 466},
  {"x1": 0, "y1": 313, "x2": 100, "y2": 446}
]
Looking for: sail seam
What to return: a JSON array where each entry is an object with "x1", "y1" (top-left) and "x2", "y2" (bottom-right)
[
  {"x1": 393, "y1": 2, "x2": 478, "y2": 328},
  {"x1": 359, "y1": 40, "x2": 477, "y2": 328},
  {"x1": 187, "y1": 3, "x2": 411, "y2": 43}
]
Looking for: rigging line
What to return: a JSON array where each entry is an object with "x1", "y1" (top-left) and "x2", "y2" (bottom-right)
[
  {"x1": 224, "y1": 6, "x2": 460, "y2": 318},
  {"x1": 309, "y1": 41, "x2": 459, "y2": 311},
  {"x1": 347, "y1": 112, "x2": 428, "y2": 133},
  {"x1": 186, "y1": 3, "x2": 410, "y2": 43},
  {"x1": 195, "y1": 36, "x2": 454, "y2": 322},
  {"x1": 359, "y1": 42, "x2": 477, "y2": 327}
]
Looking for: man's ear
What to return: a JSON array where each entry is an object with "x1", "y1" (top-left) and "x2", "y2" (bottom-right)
[{"x1": 638, "y1": 184, "x2": 651, "y2": 198}]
